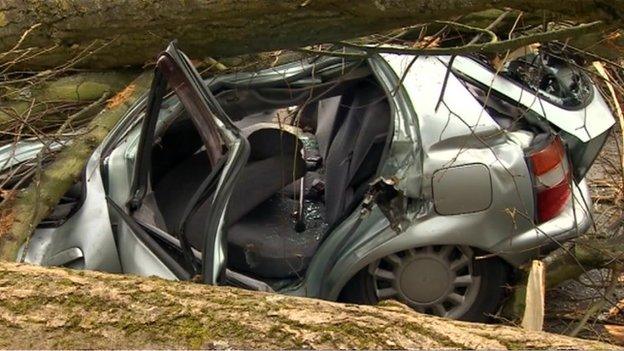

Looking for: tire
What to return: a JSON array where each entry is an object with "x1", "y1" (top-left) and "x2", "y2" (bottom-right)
[{"x1": 339, "y1": 246, "x2": 509, "y2": 322}]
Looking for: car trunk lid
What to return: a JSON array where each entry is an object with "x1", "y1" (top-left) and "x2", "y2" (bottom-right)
[{"x1": 445, "y1": 55, "x2": 615, "y2": 179}]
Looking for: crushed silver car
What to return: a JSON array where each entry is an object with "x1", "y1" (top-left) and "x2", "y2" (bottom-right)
[{"x1": 14, "y1": 43, "x2": 615, "y2": 321}]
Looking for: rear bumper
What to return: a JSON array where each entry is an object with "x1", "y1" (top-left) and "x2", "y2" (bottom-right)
[{"x1": 491, "y1": 179, "x2": 593, "y2": 266}]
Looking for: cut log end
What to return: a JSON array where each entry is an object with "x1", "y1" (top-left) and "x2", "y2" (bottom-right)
[{"x1": 521, "y1": 260, "x2": 545, "y2": 331}]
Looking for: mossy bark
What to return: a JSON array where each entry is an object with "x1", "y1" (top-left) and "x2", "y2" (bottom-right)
[
  {"x1": 0, "y1": 72, "x2": 152, "y2": 260},
  {"x1": 0, "y1": 0, "x2": 621, "y2": 70},
  {"x1": 0, "y1": 262, "x2": 619, "y2": 349},
  {"x1": 0, "y1": 71, "x2": 137, "y2": 131}
]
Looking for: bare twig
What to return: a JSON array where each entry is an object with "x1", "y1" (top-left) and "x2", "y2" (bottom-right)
[
  {"x1": 568, "y1": 268, "x2": 621, "y2": 337},
  {"x1": 339, "y1": 21, "x2": 603, "y2": 56}
]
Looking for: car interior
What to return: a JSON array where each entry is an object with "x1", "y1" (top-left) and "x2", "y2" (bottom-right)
[{"x1": 135, "y1": 61, "x2": 393, "y2": 285}]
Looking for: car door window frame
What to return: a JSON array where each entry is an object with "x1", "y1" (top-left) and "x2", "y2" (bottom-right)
[{"x1": 116, "y1": 42, "x2": 247, "y2": 283}]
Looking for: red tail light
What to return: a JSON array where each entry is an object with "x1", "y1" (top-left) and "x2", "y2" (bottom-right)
[{"x1": 527, "y1": 137, "x2": 571, "y2": 223}]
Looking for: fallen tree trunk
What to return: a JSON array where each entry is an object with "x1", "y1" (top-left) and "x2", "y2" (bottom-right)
[
  {"x1": 0, "y1": 261, "x2": 618, "y2": 349},
  {"x1": 0, "y1": 71, "x2": 136, "y2": 135},
  {"x1": 0, "y1": 72, "x2": 151, "y2": 260},
  {"x1": 0, "y1": 51, "x2": 304, "y2": 145},
  {"x1": 0, "y1": 0, "x2": 622, "y2": 70}
]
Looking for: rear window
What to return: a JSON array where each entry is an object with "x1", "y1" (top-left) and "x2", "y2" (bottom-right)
[{"x1": 504, "y1": 53, "x2": 593, "y2": 109}]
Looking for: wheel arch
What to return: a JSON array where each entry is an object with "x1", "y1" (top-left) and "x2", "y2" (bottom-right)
[
  {"x1": 336, "y1": 245, "x2": 515, "y2": 320},
  {"x1": 323, "y1": 236, "x2": 516, "y2": 302}
]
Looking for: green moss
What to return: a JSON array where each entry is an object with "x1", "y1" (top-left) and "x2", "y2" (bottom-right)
[
  {"x1": 0, "y1": 295, "x2": 46, "y2": 314},
  {"x1": 36, "y1": 72, "x2": 135, "y2": 101},
  {"x1": 261, "y1": 309, "x2": 394, "y2": 349},
  {"x1": 266, "y1": 324, "x2": 295, "y2": 345},
  {"x1": 403, "y1": 322, "x2": 466, "y2": 348},
  {"x1": 55, "y1": 278, "x2": 79, "y2": 287},
  {"x1": 58, "y1": 293, "x2": 106, "y2": 310},
  {"x1": 172, "y1": 317, "x2": 207, "y2": 348},
  {"x1": 64, "y1": 314, "x2": 83, "y2": 329},
  {"x1": 502, "y1": 286, "x2": 526, "y2": 320}
]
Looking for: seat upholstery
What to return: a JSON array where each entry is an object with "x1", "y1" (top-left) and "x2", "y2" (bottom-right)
[
  {"x1": 324, "y1": 81, "x2": 390, "y2": 227},
  {"x1": 226, "y1": 82, "x2": 391, "y2": 279},
  {"x1": 225, "y1": 126, "x2": 306, "y2": 225},
  {"x1": 154, "y1": 150, "x2": 212, "y2": 233},
  {"x1": 153, "y1": 125, "x2": 305, "y2": 250},
  {"x1": 227, "y1": 193, "x2": 327, "y2": 278},
  {"x1": 153, "y1": 82, "x2": 391, "y2": 279},
  {"x1": 314, "y1": 94, "x2": 353, "y2": 161}
]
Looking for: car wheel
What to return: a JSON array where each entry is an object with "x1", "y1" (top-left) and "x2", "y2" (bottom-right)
[{"x1": 339, "y1": 245, "x2": 508, "y2": 322}]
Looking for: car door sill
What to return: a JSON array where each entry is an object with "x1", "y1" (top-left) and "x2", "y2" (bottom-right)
[
  {"x1": 107, "y1": 196, "x2": 191, "y2": 280},
  {"x1": 137, "y1": 220, "x2": 274, "y2": 292}
]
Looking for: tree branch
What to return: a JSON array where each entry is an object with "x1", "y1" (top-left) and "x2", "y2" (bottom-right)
[
  {"x1": 0, "y1": 1, "x2": 619, "y2": 70},
  {"x1": 339, "y1": 21, "x2": 605, "y2": 56},
  {"x1": 0, "y1": 72, "x2": 152, "y2": 260}
]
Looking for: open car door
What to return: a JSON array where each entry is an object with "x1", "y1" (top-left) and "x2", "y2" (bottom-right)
[{"x1": 108, "y1": 42, "x2": 248, "y2": 284}]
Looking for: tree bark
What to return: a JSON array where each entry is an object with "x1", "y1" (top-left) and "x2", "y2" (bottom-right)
[
  {"x1": 0, "y1": 72, "x2": 151, "y2": 260},
  {"x1": 0, "y1": 261, "x2": 618, "y2": 349},
  {"x1": 0, "y1": 71, "x2": 137, "y2": 133},
  {"x1": 0, "y1": 0, "x2": 621, "y2": 70}
]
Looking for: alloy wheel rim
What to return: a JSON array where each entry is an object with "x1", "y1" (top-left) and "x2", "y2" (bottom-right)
[{"x1": 369, "y1": 245, "x2": 481, "y2": 319}]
